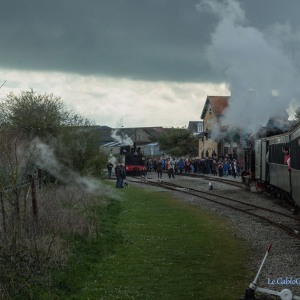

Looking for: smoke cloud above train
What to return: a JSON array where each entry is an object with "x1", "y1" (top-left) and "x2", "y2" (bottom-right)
[{"x1": 197, "y1": 0, "x2": 300, "y2": 132}]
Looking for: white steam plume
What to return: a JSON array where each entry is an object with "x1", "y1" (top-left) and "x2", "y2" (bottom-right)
[
  {"x1": 197, "y1": 0, "x2": 300, "y2": 132},
  {"x1": 30, "y1": 138, "x2": 113, "y2": 195},
  {"x1": 111, "y1": 129, "x2": 133, "y2": 145}
]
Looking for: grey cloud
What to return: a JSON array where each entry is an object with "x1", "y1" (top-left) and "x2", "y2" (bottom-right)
[
  {"x1": 1, "y1": 0, "x2": 300, "y2": 84},
  {"x1": 0, "y1": 0, "x2": 218, "y2": 81}
]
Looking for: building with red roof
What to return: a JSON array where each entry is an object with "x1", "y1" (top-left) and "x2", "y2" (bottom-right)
[{"x1": 199, "y1": 95, "x2": 231, "y2": 158}]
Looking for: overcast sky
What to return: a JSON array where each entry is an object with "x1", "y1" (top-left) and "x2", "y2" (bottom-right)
[{"x1": 1, "y1": 0, "x2": 300, "y2": 129}]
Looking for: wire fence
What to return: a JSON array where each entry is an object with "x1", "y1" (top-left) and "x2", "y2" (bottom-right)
[{"x1": 0, "y1": 170, "x2": 44, "y2": 238}]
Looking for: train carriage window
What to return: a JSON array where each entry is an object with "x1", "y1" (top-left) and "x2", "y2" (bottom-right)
[
  {"x1": 269, "y1": 143, "x2": 274, "y2": 163},
  {"x1": 269, "y1": 143, "x2": 286, "y2": 165},
  {"x1": 269, "y1": 144, "x2": 274, "y2": 163},
  {"x1": 290, "y1": 139, "x2": 300, "y2": 170},
  {"x1": 277, "y1": 144, "x2": 282, "y2": 164}
]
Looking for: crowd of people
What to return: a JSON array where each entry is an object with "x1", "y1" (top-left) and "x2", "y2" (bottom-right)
[
  {"x1": 145, "y1": 153, "x2": 242, "y2": 180},
  {"x1": 108, "y1": 153, "x2": 242, "y2": 186}
]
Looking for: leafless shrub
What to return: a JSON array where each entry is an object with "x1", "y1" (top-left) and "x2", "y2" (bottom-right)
[
  {"x1": 0, "y1": 90, "x2": 112, "y2": 298},
  {"x1": 0, "y1": 181, "x2": 108, "y2": 299},
  {"x1": 37, "y1": 184, "x2": 106, "y2": 238}
]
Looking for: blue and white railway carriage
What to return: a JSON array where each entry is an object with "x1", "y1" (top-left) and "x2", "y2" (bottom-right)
[
  {"x1": 268, "y1": 133, "x2": 290, "y2": 196},
  {"x1": 290, "y1": 123, "x2": 300, "y2": 207}
]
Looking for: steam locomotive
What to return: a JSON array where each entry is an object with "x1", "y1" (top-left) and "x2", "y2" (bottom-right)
[
  {"x1": 244, "y1": 121, "x2": 300, "y2": 210},
  {"x1": 120, "y1": 143, "x2": 146, "y2": 175}
]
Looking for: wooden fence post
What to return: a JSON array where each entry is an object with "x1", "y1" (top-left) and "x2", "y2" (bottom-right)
[
  {"x1": 38, "y1": 168, "x2": 42, "y2": 190},
  {"x1": 30, "y1": 175, "x2": 38, "y2": 220},
  {"x1": 0, "y1": 192, "x2": 6, "y2": 233}
]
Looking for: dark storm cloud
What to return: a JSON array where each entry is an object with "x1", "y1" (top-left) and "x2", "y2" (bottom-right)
[
  {"x1": 0, "y1": 0, "x2": 214, "y2": 81},
  {"x1": 1, "y1": 0, "x2": 300, "y2": 82}
]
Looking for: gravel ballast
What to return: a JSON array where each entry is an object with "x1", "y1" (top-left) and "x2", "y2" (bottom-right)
[{"x1": 134, "y1": 174, "x2": 300, "y2": 299}]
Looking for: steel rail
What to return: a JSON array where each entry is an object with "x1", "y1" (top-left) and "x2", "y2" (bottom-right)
[
  {"x1": 131, "y1": 178, "x2": 300, "y2": 241},
  {"x1": 179, "y1": 172, "x2": 245, "y2": 188},
  {"x1": 159, "y1": 180, "x2": 300, "y2": 221}
]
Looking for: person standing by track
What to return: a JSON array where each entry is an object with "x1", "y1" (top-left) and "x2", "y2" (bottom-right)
[
  {"x1": 232, "y1": 160, "x2": 237, "y2": 179},
  {"x1": 107, "y1": 162, "x2": 113, "y2": 179},
  {"x1": 157, "y1": 159, "x2": 163, "y2": 181},
  {"x1": 115, "y1": 163, "x2": 126, "y2": 188},
  {"x1": 141, "y1": 166, "x2": 147, "y2": 182},
  {"x1": 223, "y1": 159, "x2": 229, "y2": 177},
  {"x1": 167, "y1": 158, "x2": 175, "y2": 179},
  {"x1": 115, "y1": 163, "x2": 121, "y2": 188}
]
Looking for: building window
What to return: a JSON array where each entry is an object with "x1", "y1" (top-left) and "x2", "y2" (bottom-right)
[{"x1": 197, "y1": 122, "x2": 203, "y2": 133}]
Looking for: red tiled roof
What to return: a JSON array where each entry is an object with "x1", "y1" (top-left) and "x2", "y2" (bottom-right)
[
  {"x1": 208, "y1": 96, "x2": 229, "y2": 115},
  {"x1": 201, "y1": 96, "x2": 230, "y2": 119}
]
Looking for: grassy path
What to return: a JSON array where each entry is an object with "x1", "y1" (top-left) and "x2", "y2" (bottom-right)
[{"x1": 47, "y1": 185, "x2": 252, "y2": 299}]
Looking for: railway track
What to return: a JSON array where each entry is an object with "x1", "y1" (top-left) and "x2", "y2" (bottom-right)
[
  {"x1": 128, "y1": 176, "x2": 300, "y2": 241},
  {"x1": 179, "y1": 172, "x2": 245, "y2": 188}
]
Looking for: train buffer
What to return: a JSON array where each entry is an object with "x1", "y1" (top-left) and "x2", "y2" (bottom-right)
[{"x1": 240, "y1": 244, "x2": 300, "y2": 300}]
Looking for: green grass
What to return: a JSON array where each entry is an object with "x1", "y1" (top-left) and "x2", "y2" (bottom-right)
[{"x1": 38, "y1": 184, "x2": 252, "y2": 299}]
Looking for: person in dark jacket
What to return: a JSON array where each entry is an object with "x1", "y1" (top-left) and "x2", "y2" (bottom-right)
[
  {"x1": 115, "y1": 163, "x2": 126, "y2": 188},
  {"x1": 156, "y1": 159, "x2": 163, "y2": 181},
  {"x1": 107, "y1": 162, "x2": 113, "y2": 179},
  {"x1": 118, "y1": 164, "x2": 126, "y2": 188},
  {"x1": 115, "y1": 163, "x2": 121, "y2": 188}
]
